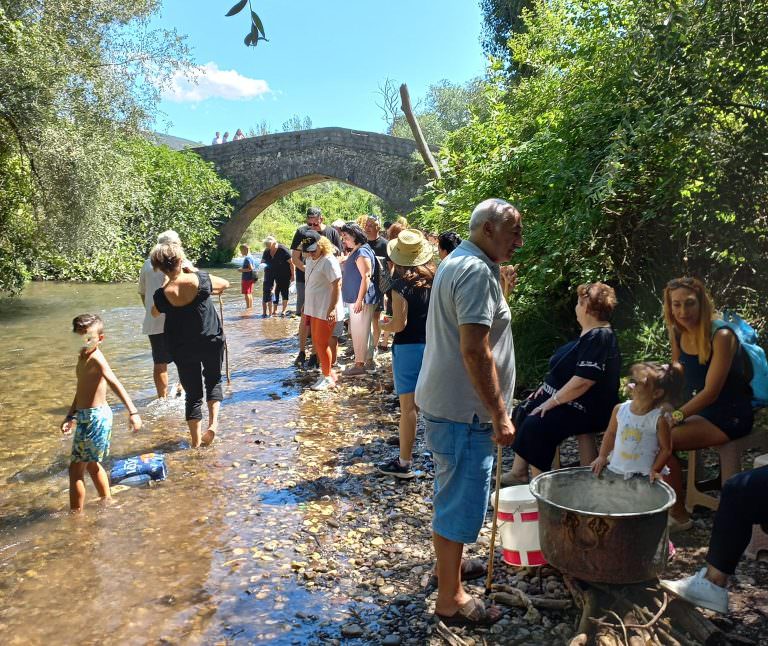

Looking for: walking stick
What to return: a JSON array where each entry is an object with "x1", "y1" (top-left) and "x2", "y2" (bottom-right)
[
  {"x1": 485, "y1": 444, "x2": 504, "y2": 595},
  {"x1": 218, "y1": 294, "x2": 231, "y2": 384}
]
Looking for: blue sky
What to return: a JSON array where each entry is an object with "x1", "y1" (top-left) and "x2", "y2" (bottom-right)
[{"x1": 152, "y1": 1, "x2": 489, "y2": 144}]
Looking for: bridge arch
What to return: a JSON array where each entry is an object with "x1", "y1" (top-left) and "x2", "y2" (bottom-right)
[{"x1": 193, "y1": 127, "x2": 430, "y2": 251}]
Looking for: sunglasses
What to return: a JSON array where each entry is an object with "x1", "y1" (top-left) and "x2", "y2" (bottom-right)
[{"x1": 666, "y1": 277, "x2": 699, "y2": 290}]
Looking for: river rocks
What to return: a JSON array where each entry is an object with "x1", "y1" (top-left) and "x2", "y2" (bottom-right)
[
  {"x1": 340, "y1": 624, "x2": 364, "y2": 638},
  {"x1": 381, "y1": 635, "x2": 401, "y2": 645}
]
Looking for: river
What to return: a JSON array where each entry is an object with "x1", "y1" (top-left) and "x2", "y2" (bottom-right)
[{"x1": 0, "y1": 270, "x2": 380, "y2": 644}]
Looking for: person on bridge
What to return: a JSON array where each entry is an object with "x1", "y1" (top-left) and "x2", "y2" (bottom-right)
[
  {"x1": 290, "y1": 207, "x2": 343, "y2": 368},
  {"x1": 212, "y1": 131, "x2": 222, "y2": 145},
  {"x1": 233, "y1": 128, "x2": 245, "y2": 141},
  {"x1": 222, "y1": 131, "x2": 230, "y2": 143},
  {"x1": 261, "y1": 236, "x2": 294, "y2": 317},
  {"x1": 151, "y1": 242, "x2": 230, "y2": 448}
]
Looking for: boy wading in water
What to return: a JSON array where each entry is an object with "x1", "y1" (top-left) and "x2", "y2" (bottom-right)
[{"x1": 60, "y1": 314, "x2": 142, "y2": 512}]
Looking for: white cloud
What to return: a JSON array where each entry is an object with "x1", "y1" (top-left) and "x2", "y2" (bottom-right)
[{"x1": 163, "y1": 62, "x2": 271, "y2": 103}]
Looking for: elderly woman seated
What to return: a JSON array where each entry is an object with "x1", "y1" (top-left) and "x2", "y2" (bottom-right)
[{"x1": 505, "y1": 282, "x2": 621, "y2": 482}]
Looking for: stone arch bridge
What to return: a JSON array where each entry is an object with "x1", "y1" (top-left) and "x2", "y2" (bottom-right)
[{"x1": 193, "y1": 127, "x2": 430, "y2": 252}]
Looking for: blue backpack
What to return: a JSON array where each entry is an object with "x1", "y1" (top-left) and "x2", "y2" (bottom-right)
[{"x1": 713, "y1": 310, "x2": 768, "y2": 408}]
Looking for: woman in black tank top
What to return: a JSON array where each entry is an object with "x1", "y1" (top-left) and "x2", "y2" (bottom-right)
[
  {"x1": 376, "y1": 230, "x2": 435, "y2": 479},
  {"x1": 663, "y1": 277, "x2": 754, "y2": 530},
  {"x1": 151, "y1": 242, "x2": 230, "y2": 448}
]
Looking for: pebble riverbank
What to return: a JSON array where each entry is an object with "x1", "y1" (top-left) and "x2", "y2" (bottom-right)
[{"x1": 260, "y1": 351, "x2": 768, "y2": 645}]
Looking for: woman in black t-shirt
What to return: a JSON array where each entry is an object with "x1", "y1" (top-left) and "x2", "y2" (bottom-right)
[
  {"x1": 508, "y1": 282, "x2": 621, "y2": 480},
  {"x1": 376, "y1": 230, "x2": 436, "y2": 479},
  {"x1": 151, "y1": 242, "x2": 230, "y2": 448}
]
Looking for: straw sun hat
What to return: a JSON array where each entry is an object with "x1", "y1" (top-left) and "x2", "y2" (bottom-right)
[{"x1": 386, "y1": 229, "x2": 434, "y2": 267}]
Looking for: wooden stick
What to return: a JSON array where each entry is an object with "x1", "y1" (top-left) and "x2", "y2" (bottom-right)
[
  {"x1": 485, "y1": 444, "x2": 504, "y2": 594},
  {"x1": 399, "y1": 83, "x2": 441, "y2": 180},
  {"x1": 218, "y1": 294, "x2": 231, "y2": 384}
]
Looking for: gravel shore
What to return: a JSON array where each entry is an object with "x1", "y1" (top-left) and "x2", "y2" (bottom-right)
[{"x1": 277, "y1": 354, "x2": 768, "y2": 645}]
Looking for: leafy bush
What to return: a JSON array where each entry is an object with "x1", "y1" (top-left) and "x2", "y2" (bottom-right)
[{"x1": 409, "y1": 0, "x2": 768, "y2": 387}]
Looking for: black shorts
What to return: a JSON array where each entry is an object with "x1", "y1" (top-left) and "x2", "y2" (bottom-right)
[
  {"x1": 698, "y1": 402, "x2": 753, "y2": 440},
  {"x1": 149, "y1": 333, "x2": 173, "y2": 365}
]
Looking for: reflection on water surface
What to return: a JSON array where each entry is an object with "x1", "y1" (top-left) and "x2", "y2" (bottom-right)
[{"x1": 0, "y1": 273, "x2": 370, "y2": 643}]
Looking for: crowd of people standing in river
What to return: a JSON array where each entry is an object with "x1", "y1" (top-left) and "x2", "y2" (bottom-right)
[{"x1": 60, "y1": 198, "x2": 766, "y2": 624}]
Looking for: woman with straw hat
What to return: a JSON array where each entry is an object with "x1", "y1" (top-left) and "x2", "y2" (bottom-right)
[{"x1": 377, "y1": 229, "x2": 436, "y2": 478}]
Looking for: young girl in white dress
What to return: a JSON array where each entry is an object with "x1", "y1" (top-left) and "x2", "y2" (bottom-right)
[{"x1": 592, "y1": 362, "x2": 685, "y2": 482}]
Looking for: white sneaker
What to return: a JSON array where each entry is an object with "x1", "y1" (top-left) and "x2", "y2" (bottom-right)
[
  {"x1": 659, "y1": 568, "x2": 729, "y2": 613},
  {"x1": 310, "y1": 376, "x2": 335, "y2": 391}
]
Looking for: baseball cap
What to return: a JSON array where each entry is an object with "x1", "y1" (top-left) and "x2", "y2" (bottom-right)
[{"x1": 298, "y1": 229, "x2": 321, "y2": 252}]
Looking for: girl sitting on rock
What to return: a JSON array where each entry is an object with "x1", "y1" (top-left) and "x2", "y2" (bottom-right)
[{"x1": 591, "y1": 361, "x2": 685, "y2": 482}]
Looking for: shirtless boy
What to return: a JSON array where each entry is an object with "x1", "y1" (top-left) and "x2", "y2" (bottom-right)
[{"x1": 60, "y1": 314, "x2": 142, "y2": 511}]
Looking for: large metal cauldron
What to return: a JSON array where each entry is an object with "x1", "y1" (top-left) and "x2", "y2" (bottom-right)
[{"x1": 530, "y1": 467, "x2": 676, "y2": 584}]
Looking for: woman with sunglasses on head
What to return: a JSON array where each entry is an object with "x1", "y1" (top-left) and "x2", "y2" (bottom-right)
[
  {"x1": 504, "y1": 282, "x2": 622, "y2": 483},
  {"x1": 662, "y1": 277, "x2": 754, "y2": 531}
]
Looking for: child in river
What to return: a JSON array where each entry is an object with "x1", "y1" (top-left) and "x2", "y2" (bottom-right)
[
  {"x1": 591, "y1": 361, "x2": 685, "y2": 482},
  {"x1": 60, "y1": 314, "x2": 142, "y2": 511}
]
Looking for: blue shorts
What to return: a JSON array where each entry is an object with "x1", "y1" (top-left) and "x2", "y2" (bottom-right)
[
  {"x1": 392, "y1": 343, "x2": 425, "y2": 395},
  {"x1": 71, "y1": 404, "x2": 113, "y2": 463},
  {"x1": 424, "y1": 413, "x2": 495, "y2": 544}
]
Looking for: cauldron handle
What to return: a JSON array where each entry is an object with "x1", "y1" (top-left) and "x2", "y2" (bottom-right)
[{"x1": 563, "y1": 513, "x2": 609, "y2": 552}]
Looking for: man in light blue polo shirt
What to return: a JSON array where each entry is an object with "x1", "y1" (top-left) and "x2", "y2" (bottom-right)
[{"x1": 415, "y1": 198, "x2": 522, "y2": 628}]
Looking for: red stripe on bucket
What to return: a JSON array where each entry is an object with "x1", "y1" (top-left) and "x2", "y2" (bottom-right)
[
  {"x1": 527, "y1": 550, "x2": 546, "y2": 566},
  {"x1": 498, "y1": 511, "x2": 515, "y2": 522},
  {"x1": 502, "y1": 549, "x2": 546, "y2": 567},
  {"x1": 520, "y1": 511, "x2": 539, "y2": 522},
  {"x1": 502, "y1": 549, "x2": 522, "y2": 565}
]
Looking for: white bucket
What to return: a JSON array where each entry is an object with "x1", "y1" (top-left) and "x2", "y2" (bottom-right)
[{"x1": 492, "y1": 485, "x2": 546, "y2": 567}]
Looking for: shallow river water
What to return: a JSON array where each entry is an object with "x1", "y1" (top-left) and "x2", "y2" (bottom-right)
[{"x1": 0, "y1": 270, "x2": 378, "y2": 644}]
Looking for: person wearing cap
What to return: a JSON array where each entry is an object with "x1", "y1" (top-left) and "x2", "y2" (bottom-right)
[
  {"x1": 339, "y1": 223, "x2": 378, "y2": 376},
  {"x1": 376, "y1": 230, "x2": 436, "y2": 479},
  {"x1": 138, "y1": 229, "x2": 191, "y2": 398},
  {"x1": 364, "y1": 215, "x2": 390, "y2": 352},
  {"x1": 299, "y1": 230, "x2": 344, "y2": 390},
  {"x1": 415, "y1": 198, "x2": 522, "y2": 628},
  {"x1": 260, "y1": 235, "x2": 294, "y2": 318},
  {"x1": 238, "y1": 243, "x2": 257, "y2": 311},
  {"x1": 290, "y1": 207, "x2": 343, "y2": 367}
]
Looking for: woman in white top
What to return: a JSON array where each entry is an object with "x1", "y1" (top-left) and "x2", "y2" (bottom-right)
[
  {"x1": 592, "y1": 361, "x2": 685, "y2": 482},
  {"x1": 299, "y1": 231, "x2": 344, "y2": 391}
]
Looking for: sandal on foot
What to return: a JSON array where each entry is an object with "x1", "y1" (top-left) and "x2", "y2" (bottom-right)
[
  {"x1": 427, "y1": 558, "x2": 487, "y2": 589},
  {"x1": 435, "y1": 597, "x2": 502, "y2": 628}
]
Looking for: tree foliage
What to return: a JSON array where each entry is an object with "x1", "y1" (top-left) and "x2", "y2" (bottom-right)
[
  {"x1": 413, "y1": 0, "x2": 768, "y2": 386},
  {"x1": 0, "y1": 1, "x2": 235, "y2": 293},
  {"x1": 479, "y1": 0, "x2": 532, "y2": 59},
  {"x1": 377, "y1": 78, "x2": 486, "y2": 146},
  {"x1": 240, "y1": 182, "x2": 387, "y2": 252}
]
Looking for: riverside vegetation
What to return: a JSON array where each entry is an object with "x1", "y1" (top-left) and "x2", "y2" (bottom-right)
[{"x1": 3, "y1": 0, "x2": 767, "y2": 387}]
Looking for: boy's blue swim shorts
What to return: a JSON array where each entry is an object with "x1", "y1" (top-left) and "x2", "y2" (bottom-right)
[{"x1": 71, "y1": 404, "x2": 113, "y2": 463}]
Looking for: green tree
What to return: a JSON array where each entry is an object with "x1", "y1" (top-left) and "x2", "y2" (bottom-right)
[
  {"x1": 241, "y1": 182, "x2": 386, "y2": 252},
  {"x1": 379, "y1": 78, "x2": 486, "y2": 146},
  {"x1": 413, "y1": 0, "x2": 768, "y2": 386},
  {"x1": 0, "y1": 1, "x2": 191, "y2": 292},
  {"x1": 479, "y1": 0, "x2": 532, "y2": 60}
]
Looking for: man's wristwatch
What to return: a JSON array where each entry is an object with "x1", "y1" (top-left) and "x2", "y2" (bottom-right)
[{"x1": 671, "y1": 409, "x2": 685, "y2": 424}]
